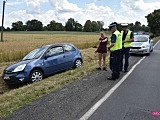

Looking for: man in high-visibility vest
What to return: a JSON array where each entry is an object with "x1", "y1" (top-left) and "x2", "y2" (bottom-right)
[
  {"x1": 107, "y1": 22, "x2": 122, "y2": 80},
  {"x1": 120, "y1": 23, "x2": 134, "y2": 72}
]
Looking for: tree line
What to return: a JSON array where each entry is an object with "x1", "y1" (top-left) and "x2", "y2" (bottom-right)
[
  {"x1": 3, "y1": 18, "x2": 104, "y2": 32},
  {"x1": 2, "y1": 18, "x2": 148, "y2": 32},
  {"x1": 1, "y1": 9, "x2": 160, "y2": 36}
]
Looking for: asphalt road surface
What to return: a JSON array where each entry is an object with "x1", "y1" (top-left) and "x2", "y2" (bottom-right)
[
  {"x1": 4, "y1": 41, "x2": 159, "y2": 120},
  {"x1": 85, "y1": 40, "x2": 160, "y2": 120}
]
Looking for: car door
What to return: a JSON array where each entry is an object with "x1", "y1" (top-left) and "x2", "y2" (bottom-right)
[
  {"x1": 63, "y1": 44, "x2": 77, "y2": 68},
  {"x1": 43, "y1": 46, "x2": 66, "y2": 75}
]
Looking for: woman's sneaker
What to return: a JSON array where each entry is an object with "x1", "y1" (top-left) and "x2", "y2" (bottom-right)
[
  {"x1": 96, "y1": 67, "x2": 101, "y2": 70},
  {"x1": 103, "y1": 67, "x2": 107, "y2": 71}
]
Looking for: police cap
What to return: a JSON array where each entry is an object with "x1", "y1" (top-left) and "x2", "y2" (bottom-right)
[
  {"x1": 108, "y1": 23, "x2": 117, "y2": 29},
  {"x1": 121, "y1": 23, "x2": 128, "y2": 28}
]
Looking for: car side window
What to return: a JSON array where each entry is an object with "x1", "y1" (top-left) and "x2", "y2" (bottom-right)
[
  {"x1": 47, "y1": 46, "x2": 64, "y2": 56},
  {"x1": 64, "y1": 45, "x2": 76, "y2": 52}
]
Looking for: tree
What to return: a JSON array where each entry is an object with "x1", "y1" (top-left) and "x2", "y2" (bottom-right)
[
  {"x1": 91, "y1": 21, "x2": 99, "y2": 32},
  {"x1": 141, "y1": 25, "x2": 149, "y2": 32},
  {"x1": 83, "y1": 20, "x2": 92, "y2": 32},
  {"x1": 128, "y1": 22, "x2": 149, "y2": 32},
  {"x1": 43, "y1": 26, "x2": 48, "y2": 31},
  {"x1": 47, "y1": 20, "x2": 64, "y2": 31},
  {"x1": 5, "y1": 27, "x2": 10, "y2": 31},
  {"x1": 135, "y1": 21, "x2": 141, "y2": 26},
  {"x1": 97, "y1": 21, "x2": 104, "y2": 31},
  {"x1": 55, "y1": 23, "x2": 64, "y2": 31},
  {"x1": 11, "y1": 23, "x2": 18, "y2": 31},
  {"x1": 65, "y1": 18, "x2": 82, "y2": 31},
  {"x1": 11, "y1": 21, "x2": 24, "y2": 31},
  {"x1": 128, "y1": 23, "x2": 134, "y2": 31},
  {"x1": 65, "y1": 18, "x2": 75, "y2": 31},
  {"x1": 146, "y1": 9, "x2": 160, "y2": 35},
  {"x1": 74, "y1": 22, "x2": 82, "y2": 31},
  {"x1": 47, "y1": 20, "x2": 56, "y2": 31},
  {"x1": 134, "y1": 21, "x2": 142, "y2": 31},
  {"x1": 26, "y1": 19, "x2": 43, "y2": 31}
]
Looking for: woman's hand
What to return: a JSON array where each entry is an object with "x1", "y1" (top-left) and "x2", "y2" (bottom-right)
[{"x1": 101, "y1": 38, "x2": 108, "y2": 42}]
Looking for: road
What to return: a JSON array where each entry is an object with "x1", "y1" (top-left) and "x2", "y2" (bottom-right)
[
  {"x1": 83, "y1": 40, "x2": 160, "y2": 120},
  {"x1": 4, "y1": 41, "x2": 159, "y2": 120}
]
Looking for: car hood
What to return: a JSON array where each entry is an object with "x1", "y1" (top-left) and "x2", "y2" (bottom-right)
[
  {"x1": 5, "y1": 60, "x2": 33, "y2": 71},
  {"x1": 131, "y1": 42, "x2": 147, "y2": 47}
]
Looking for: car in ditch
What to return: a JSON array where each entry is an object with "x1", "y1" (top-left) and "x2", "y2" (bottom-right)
[
  {"x1": 130, "y1": 34, "x2": 153, "y2": 55},
  {"x1": 2, "y1": 43, "x2": 83, "y2": 85}
]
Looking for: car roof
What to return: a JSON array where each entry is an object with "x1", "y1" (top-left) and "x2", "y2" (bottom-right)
[{"x1": 43, "y1": 43, "x2": 74, "y2": 48}]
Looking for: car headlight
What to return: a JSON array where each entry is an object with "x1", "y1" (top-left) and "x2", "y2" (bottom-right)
[
  {"x1": 142, "y1": 44, "x2": 149, "y2": 48},
  {"x1": 13, "y1": 64, "x2": 26, "y2": 72}
]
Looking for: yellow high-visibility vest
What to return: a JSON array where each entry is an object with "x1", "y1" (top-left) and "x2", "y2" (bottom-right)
[
  {"x1": 121, "y1": 30, "x2": 132, "y2": 48},
  {"x1": 110, "y1": 30, "x2": 122, "y2": 51}
]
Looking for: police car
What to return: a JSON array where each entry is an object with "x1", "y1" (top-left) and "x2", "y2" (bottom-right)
[{"x1": 130, "y1": 32, "x2": 153, "y2": 55}]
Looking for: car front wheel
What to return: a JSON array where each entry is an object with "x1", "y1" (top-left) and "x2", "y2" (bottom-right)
[
  {"x1": 74, "y1": 59, "x2": 82, "y2": 68},
  {"x1": 30, "y1": 70, "x2": 43, "y2": 83}
]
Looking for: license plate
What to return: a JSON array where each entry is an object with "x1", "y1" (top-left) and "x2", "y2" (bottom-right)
[
  {"x1": 131, "y1": 49, "x2": 138, "y2": 52},
  {"x1": 3, "y1": 76, "x2": 10, "y2": 80}
]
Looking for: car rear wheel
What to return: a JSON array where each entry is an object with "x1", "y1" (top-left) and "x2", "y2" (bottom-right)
[
  {"x1": 74, "y1": 59, "x2": 82, "y2": 68},
  {"x1": 30, "y1": 70, "x2": 43, "y2": 83}
]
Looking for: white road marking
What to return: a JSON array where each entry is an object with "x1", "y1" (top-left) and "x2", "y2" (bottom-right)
[
  {"x1": 153, "y1": 39, "x2": 160, "y2": 48},
  {"x1": 79, "y1": 40, "x2": 160, "y2": 120}
]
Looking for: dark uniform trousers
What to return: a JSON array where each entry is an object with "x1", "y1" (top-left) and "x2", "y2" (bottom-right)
[
  {"x1": 109, "y1": 49, "x2": 121, "y2": 78},
  {"x1": 120, "y1": 47, "x2": 130, "y2": 71}
]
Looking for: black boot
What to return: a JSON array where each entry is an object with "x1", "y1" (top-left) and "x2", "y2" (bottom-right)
[{"x1": 107, "y1": 76, "x2": 116, "y2": 80}]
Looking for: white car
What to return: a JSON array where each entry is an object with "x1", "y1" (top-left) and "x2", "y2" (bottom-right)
[{"x1": 130, "y1": 35, "x2": 153, "y2": 55}]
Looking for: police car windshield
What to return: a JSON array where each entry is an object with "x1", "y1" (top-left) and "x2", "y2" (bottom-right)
[{"x1": 134, "y1": 36, "x2": 148, "y2": 42}]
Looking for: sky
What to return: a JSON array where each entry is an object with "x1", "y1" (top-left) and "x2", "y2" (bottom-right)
[{"x1": 0, "y1": 0, "x2": 160, "y2": 28}]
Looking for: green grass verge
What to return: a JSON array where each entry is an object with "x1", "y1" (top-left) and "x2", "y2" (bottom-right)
[{"x1": 0, "y1": 61, "x2": 97, "y2": 117}]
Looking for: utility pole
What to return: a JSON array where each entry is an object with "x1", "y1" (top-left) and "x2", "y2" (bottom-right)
[{"x1": 1, "y1": 0, "x2": 7, "y2": 42}]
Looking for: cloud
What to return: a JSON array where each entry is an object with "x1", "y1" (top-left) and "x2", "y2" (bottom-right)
[
  {"x1": 4, "y1": 9, "x2": 56, "y2": 26},
  {"x1": 121, "y1": 0, "x2": 160, "y2": 12},
  {"x1": 6, "y1": 1, "x2": 23, "y2": 6},
  {"x1": 119, "y1": 0, "x2": 160, "y2": 25},
  {"x1": 2, "y1": 0, "x2": 160, "y2": 28},
  {"x1": 24, "y1": 0, "x2": 48, "y2": 14},
  {"x1": 48, "y1": 1, "x2": 116, "y2": 27},
  {"x1": 49, "y1": 0, "x2": 82, "y2": 13}
]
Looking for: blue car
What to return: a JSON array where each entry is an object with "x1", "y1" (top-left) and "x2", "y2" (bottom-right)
[{"x1": 2, "y1": 43, "x2": 83, "y2": 84}]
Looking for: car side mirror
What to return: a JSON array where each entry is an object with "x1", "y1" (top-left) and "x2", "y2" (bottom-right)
[{"x1": 44, "y1": 54, "x2": 51, "y2": 59}]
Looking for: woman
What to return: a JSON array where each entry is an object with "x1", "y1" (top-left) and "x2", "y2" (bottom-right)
[{"x1": 95, "y1": 32, "x2": 108, "y2": 70}]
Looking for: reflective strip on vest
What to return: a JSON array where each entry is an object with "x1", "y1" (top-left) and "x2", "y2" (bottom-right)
[
  {"x1": 121, "y1": 30, "x2": 132, "y2": 48},
  {"x1": 110, "y1": 30, "x2": 122, "y2": 51}
]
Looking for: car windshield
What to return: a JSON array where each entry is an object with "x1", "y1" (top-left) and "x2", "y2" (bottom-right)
[
  {"x1": 23, "y1": 47, "x2": 46, "y2": 60},
  {"x1": 134, "y1": 36, "x2": 148, "y2": 42}
]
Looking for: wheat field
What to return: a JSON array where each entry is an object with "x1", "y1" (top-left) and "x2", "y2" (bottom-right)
[{"x1": 0, "y1": 31, "x2": 106, "y2": 62}]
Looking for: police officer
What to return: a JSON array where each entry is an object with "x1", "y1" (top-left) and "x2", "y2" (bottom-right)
[
  {"x1": 120, "y1": 23, "x2": 134, "y2": 72},
  {"x1": 107, "y1": 23, "x2": 122, "y2": 80}
]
